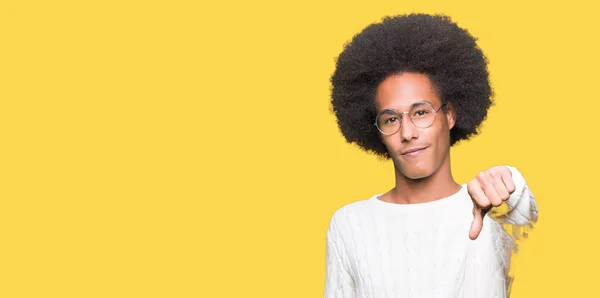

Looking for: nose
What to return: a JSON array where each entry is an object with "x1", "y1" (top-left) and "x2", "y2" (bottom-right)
[{"x1": 400, "y1": 114, "x2": 418, "y2": 141}]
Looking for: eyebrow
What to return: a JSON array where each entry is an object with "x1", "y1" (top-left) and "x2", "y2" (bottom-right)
[
  {"x1": 377, "y1": 100, "x2": 433, "y2": 113},
  {"x1": 411, "y1": 101, "x2": 429, "y2": 107}
]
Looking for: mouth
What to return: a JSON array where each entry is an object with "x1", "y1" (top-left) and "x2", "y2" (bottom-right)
[{"x1": 401, "y1": 146, "x2": 428, "y2": 156}]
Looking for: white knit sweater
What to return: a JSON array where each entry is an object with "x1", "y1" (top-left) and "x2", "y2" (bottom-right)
[{"x1": 324, "y1": 166, "x2": 538, "y2": 298}]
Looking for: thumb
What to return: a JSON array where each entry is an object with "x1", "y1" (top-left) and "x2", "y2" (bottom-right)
[{"x1": 469, "y1": 207, "x2": 484, "y2": 240}]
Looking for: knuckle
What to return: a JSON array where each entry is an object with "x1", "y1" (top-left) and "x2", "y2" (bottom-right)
[
  {"x1": 507, "y1": 184, "x2": 516, "y2": 193},
  {"x1": 477, "y1": 172, "x2": 486, "y2": 179},
  {"x1": 480, "y1": 200, "x2": 491, "y2": 208},
  {"x1": 467, "y1": 180, "x2": 477, "y2": 191},
  {"x1": 489, "y1": 167, "x2": 499, "y2": 176}
]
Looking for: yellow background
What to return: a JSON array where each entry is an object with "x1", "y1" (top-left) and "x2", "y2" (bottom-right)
[{"x1": 1, "y1": 0, "x2": 598, "y2": 297}]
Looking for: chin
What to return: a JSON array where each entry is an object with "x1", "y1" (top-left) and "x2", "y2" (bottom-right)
[
  {"x1": 404, "y1": 169, "x2": 432, "y2": 180},
  {"x1": 397, "y1": 164, "x2": 434, "y2": 180}
]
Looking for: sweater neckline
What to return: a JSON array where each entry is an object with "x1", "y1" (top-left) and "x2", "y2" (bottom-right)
[{"x1": 369, "y1": 184, "x2": 467, "y2": 211}]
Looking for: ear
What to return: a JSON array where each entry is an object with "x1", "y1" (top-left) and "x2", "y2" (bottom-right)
[{"x1": 444, "y1": 101, "x2": 457, "y2": 130}]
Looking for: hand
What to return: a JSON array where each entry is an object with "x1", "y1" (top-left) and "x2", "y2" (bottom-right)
[{"x1": 467, "y1": 166, "x2": 516, "y2": 240}]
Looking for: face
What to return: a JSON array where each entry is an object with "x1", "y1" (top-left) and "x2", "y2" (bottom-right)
[{"x1": 375, "y1": 72, "x2": 455, "y2": 179}]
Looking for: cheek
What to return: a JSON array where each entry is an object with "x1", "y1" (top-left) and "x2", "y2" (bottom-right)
[
  {"x1": 381, "y1": 135, "x2": 400, "y2": 150},
  {"x1": 432, "y1": 128, "x2": 451, "y2": 158},
  {"x1": 424, "y1": 127, "x2": 448, "y2": 153}
]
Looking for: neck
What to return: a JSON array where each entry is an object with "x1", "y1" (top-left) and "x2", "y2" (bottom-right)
[{"x1": 387, "y1": 154, "x2": 461, "y2": 204}]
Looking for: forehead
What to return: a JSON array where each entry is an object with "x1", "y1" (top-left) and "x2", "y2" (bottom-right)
[{"x1": 375, "y1": 73, "x2": 441, "y2": 112}]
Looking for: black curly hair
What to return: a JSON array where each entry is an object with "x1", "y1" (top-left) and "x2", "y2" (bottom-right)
[{"x1": 330, "y1": 13, "x2": 493, "y2": 159}]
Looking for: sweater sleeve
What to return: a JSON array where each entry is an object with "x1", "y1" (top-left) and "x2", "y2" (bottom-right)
[
  {"x1": 488, "y1": 166, "x2": 539, "y2": 241},
  {"x1": 324, "y1": 212, "x2": 357, "y2": 298}
]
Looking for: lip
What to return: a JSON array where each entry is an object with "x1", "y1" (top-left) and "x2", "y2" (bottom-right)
[{"x1": 401, "y1": 146, "x2": 428, "y2": 156}]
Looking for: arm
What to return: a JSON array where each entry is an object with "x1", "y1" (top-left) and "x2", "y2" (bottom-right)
[
  {"x1": 488, "y1": 166, "x2": 539, "y2": 227},
  {"x1": 324, "y1": 213, "x2": 357, "y2": 298}
]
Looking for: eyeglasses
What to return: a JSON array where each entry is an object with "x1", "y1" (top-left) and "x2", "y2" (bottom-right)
[{"x1": 374, "y1": 101, "x2": 446, "y2": 136}]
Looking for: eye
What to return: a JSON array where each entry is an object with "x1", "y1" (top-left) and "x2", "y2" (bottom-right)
[
  {"x1": 384, "y1": 117, "x2": 398, "y2": 124},
  {"x1": 413, "y1": 109, "x2": 429, "y2": 117}
]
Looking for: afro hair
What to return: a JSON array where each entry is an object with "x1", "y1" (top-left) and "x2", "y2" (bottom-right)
[{"x1": 330, "y1": 13, "x2": 493, "y2": 159}]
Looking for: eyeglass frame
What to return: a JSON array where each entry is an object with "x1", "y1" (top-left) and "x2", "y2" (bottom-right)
[{"x1": 373, "y1": 101, "x2": 447, "y2": 136}]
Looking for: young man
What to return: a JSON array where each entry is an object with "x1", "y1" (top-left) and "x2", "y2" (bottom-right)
[{"x1": 324, "y1": 14, "x2": 538, "y2": 297}]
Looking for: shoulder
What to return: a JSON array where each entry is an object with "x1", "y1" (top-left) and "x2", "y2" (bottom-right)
[
  {"x1": 327, "y1": 195, "x2": 378, "y2": 232},
  {"x1": 331, "y1": 196, "x2": 375, "y2": 220}
]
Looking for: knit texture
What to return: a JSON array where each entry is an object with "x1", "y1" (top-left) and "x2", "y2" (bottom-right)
[{"x1": 324, "y1": 166, "x2": 538, "y2": 298}]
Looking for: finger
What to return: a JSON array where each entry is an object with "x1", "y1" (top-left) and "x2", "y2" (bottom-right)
[
  {"x1": 499, "y1": 166, "x2": 516, "y2": 194},
  {"x1": 477, "y1": 171, "x2": 502, "y2": 207},
  {"x1": 489, "y1": 168, "x2": 510, "y2": 201},
  {"x1": 469, "y1": 207, "x2": 484, "y2": 240},
  {"x1": 468, "y1": 179, "x2": 491, "y2": 209}
]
